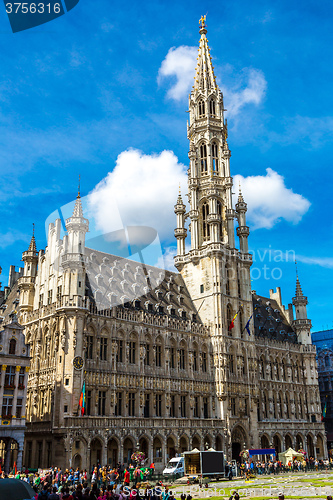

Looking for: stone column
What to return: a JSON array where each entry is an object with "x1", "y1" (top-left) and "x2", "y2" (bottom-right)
[{"x1": 17, "y1": 432, "x2": 24, "y2": 471}]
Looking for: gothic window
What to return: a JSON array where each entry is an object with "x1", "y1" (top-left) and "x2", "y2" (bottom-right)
[
  {"x1": 194, "y1": 396, "x2": 199, "y2": 418},
  {"x1": 129, "y1": 341, "x2": 136, "y2": 364},
  {"x1": 9, "y1": 339, "x2": 16, "y2": 355},
  {"x1": 98, "y1": 391, "x2": 106, "y2": 416},
  {"x1": 200, "y1": 144, "x2": 208, "y2": 174},
  {"x1": 86, "y1": 390, "x2": 92, "y2": 416},
  {"x1": 170, "y1": 395, "x2": 176, "y2": 417},
  {"x1": 230, "y1": 397, "x2": 236, "y2": 416},
  {"x1": 260, "y1": 358, "x2": 265, "y2": 379},
  {"x1": 193, "y1": 349, "x2": 198, "y2": 371},
  {"x1": 203, "y1": 397, "x2": 209, "y2": 418},
  {"x1": 86, "y1": 336, "x2": 93, "y2": 359},
  {"x1": 227, "y1": 304, "x2": 233, "y2": 336},
  {"x1": 100, "y1": 337, "x2": 107, "y2": 361},
  {"x1": 209, "y1": 99, "x2": 216, "y2": 116},
  {"x1": 198, "y1": 100, "x2": 205, "y2": 117},
  {"x1": 144, "y1": 393, "x2": 150, "y2": 418},
  {"x1": 128, "y1": 392, "x2": 135, "y2": 416},
  {"x1": 202, "y1": 202, "x2": 210, "y2": 241},
  {"x1": 179, "y1": 346, "x2": 186, "y2": 370},
  {"x1": 273, "y1": 396, "x2": 276, "y2": 419},
  {"x1": 225, "y1": 266, "x2": 230, "y2": 295},
  {"x1": 170, "y1": 343, "x2": 176, "y2": 369},
  {"x1": 202, "y1": 351, "x2": 207, "y2": 372},
  {"x1": 325, "y1": 355, "x2": 330, "y2": 367},
  {"x1": 115, "y1": 392, "x2": 122, "y2": 416},
  {"x1": 285, "y1": 394, "x2": 290, "y2": 419},
  {"x1": 217, "y1": 201, "x2": 223, "y2": 240},
  {"x1": 155, "y1": 394, "x2": 162, "y2": 417},
  {"x1": 239, "y1": 308, "x2": 244, "y2": 338},
  {"x1": 180, "y1": 395, "x2": 186, "y2": 417},
  {"x1": 212, "y1": 142, "x2": 219, "y2": 172},
  {"x1": 156, "y1": 344, "x2": 162, "y2": 367}
]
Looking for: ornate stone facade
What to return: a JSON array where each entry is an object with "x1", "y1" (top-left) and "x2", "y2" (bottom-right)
[{"x1": 0, "y1": 19, "x2": 326, "y2": 470}]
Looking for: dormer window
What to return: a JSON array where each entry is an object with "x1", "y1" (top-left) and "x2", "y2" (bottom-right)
[
  {"x1": 9, "y1": 339, "x2": 16, "y2": 355},
  {"x1": 198, "y1": 100, "x2": 205, "y2": 117},
  {"x1": 147, "y1": 303, "x2": 153, "y2": 313}
]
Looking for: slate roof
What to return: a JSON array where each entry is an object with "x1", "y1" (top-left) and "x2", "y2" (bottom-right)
[
  {"x1": 84, "y1": 247, "x2": 200, "y2": 322},
  {"x1": 252, "y1": 293, "x2": 298, "y2": 344}
]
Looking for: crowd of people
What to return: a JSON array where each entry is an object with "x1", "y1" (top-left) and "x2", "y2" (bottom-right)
[{"x1": 238, "y1": 457, "x2": 331, "y2": 477}]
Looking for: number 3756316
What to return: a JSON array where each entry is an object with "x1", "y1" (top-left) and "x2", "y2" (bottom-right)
[{"x1": 5, "y1": 3, "x2": 62, "y2": 14}]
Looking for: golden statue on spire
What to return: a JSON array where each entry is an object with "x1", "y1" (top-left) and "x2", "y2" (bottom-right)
[{"x1": 199, "y1": 15, "x2": 206, "y2": 28}]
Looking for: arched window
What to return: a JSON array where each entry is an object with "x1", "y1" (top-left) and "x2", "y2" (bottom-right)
[
  {"x1": 200, "y1": 144, "x2": 208, "y2": 174},
  {"x1": 263, "y1": 393, "x2": 267, "y2": 419},
  {"x1": 217, "y1": 201, "x2": 223, "y2": 240},
  {"x1": 209, "y1": 99, "x2": 216, "y2": 116},
  {"x1": 260, "y1": 358, "x2": 265, "y2": 379},
  {"x1": 227, "y1": 304, "x2": 233, "y2": 336},
  {"x1": 225, "y1": 266, "x2": 230, "y2": 295},
  {"x1": 278, "y1": 393, "x2": 282, "y2": 419},
  {"x1": 198, "y1": 100, "x2": 205, "y2": 117},
  {"x1": 239, "y1": 308, "x2": 244, "y2": 338},
  {"x1": 9, "y1": 339, "x2": 16, "y2": 355},
  {"x1": 212, "y1": 142, "x2": 219, "y2": 173},
  {"x1": 202, "y1": 202, "x2": 210, "y2": 241}
]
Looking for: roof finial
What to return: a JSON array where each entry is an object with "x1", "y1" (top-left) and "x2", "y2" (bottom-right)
[
  {"x1": 295, "y1": 259, "x2": 298, "y2": 278},
  {"x1": 179, "y1": 183, "x2": 181, "y2": 195},
  {"x1": 32, "y1": 222, "x2": 35, "y2": 237},
  {"x1": 77, "y1": 175, "x2": 81, "y2": 199},
  {"x1": 199, "y1": 14, "x2": 206, "y2": 29}
]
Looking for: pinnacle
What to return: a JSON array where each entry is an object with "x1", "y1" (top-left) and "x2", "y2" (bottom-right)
[
  {"x1": 28, "y1": 234, "x2": 37, "y2": 253},
  {"x1": 193, "y1": 21, "x2": 217, "y2": 93},
  {"x1": 72, "y1": 196, "x2": 84, "y2": 218},
  {"x1": 295, "y1": 276, "x2": 304, "y2": 299}
]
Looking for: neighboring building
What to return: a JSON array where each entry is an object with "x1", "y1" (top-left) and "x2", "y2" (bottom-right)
[
  {"x1": 0, "y1": 314, "x2": 30, "y2": 472},
  {"x1": 312, "y1": 329, "x2": 333, "y2": 452},
  {"x1": 0, "y1": 19, "x2": 326, "y2": 470}
]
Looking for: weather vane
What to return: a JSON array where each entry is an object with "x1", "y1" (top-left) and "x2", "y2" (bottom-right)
[{"x1": 199, "y1": 15, "x2": 206, "y2": 28}]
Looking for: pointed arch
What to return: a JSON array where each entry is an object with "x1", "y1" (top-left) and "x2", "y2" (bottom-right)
[
  {"x1": 202, "y1": 201, "x2": 210, "y2": 241},
  {"x1": 198, "y1": 100, "x2": 205, "y2": 118},
  {"x1": 200, "y1": 144, "x2": 208, "y2": 174},
  {"x1": 212, "y1": 141, "x2": 219, "y2": 173}
]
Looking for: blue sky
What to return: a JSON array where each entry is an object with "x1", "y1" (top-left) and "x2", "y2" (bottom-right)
[{"x1": 0, "y1": 0, "x2": 333, "y2": 331}]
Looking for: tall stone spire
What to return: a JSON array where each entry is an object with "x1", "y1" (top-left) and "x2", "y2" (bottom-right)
[
  {"x1": 194, "y1": 16, "x2": 217, "y2": 93},
  {"x1": 28, "y1": 223, "x2": 37, "y2": 253}
]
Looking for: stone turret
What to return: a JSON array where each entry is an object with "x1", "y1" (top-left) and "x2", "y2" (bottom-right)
[
  {"x1": 19, "y1": 226, "x2": 38, "y2": 313},
  {"x1": 235, "y1": 186, "x2": 250, "y2": 254},
  {"x1": 292, "y1": 275, "x2": 312, "y2": 344}
]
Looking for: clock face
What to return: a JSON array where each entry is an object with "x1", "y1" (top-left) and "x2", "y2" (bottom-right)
[{"x1": 73, "y1": 356, "x2": 84, "y2": 370}]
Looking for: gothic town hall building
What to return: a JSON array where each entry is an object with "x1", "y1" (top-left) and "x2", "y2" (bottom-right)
[{"x1": 0, "y1": 20, "x2": 326, "y2": 470}]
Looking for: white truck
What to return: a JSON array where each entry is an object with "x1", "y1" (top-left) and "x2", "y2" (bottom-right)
[
  {"x1": 183, "y1": 450, "x2": 226, "y2": 481},
  {"x1": 163, "y1": 456, "x2": 185, "y2": 478}
]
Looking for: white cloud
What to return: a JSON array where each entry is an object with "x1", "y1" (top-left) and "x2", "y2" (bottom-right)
[
  {"x1": 225, "y1": 69, "x2": 267, "y2": 117},
  {"x1": 157, "y1": 46, "x2": 197, "y2": 101},
  {"x1": 233, "y1": 168, "x2": 310, "y2": 229},
  {"x1": 88, "y1": 148, "x2": 188, "y2": 242},
  {"x1": 155, "y1": 246, "x2": 177, "y2": 271},
  {"x1": 158, "y1": 46, "x2": 267, "y2": 117},
  {"x1": 0, "y1": 230, "x2": 29, "y2": 248},
  {"x1": 296, "y1": 255, "x2": 333, "y2": 269}
]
